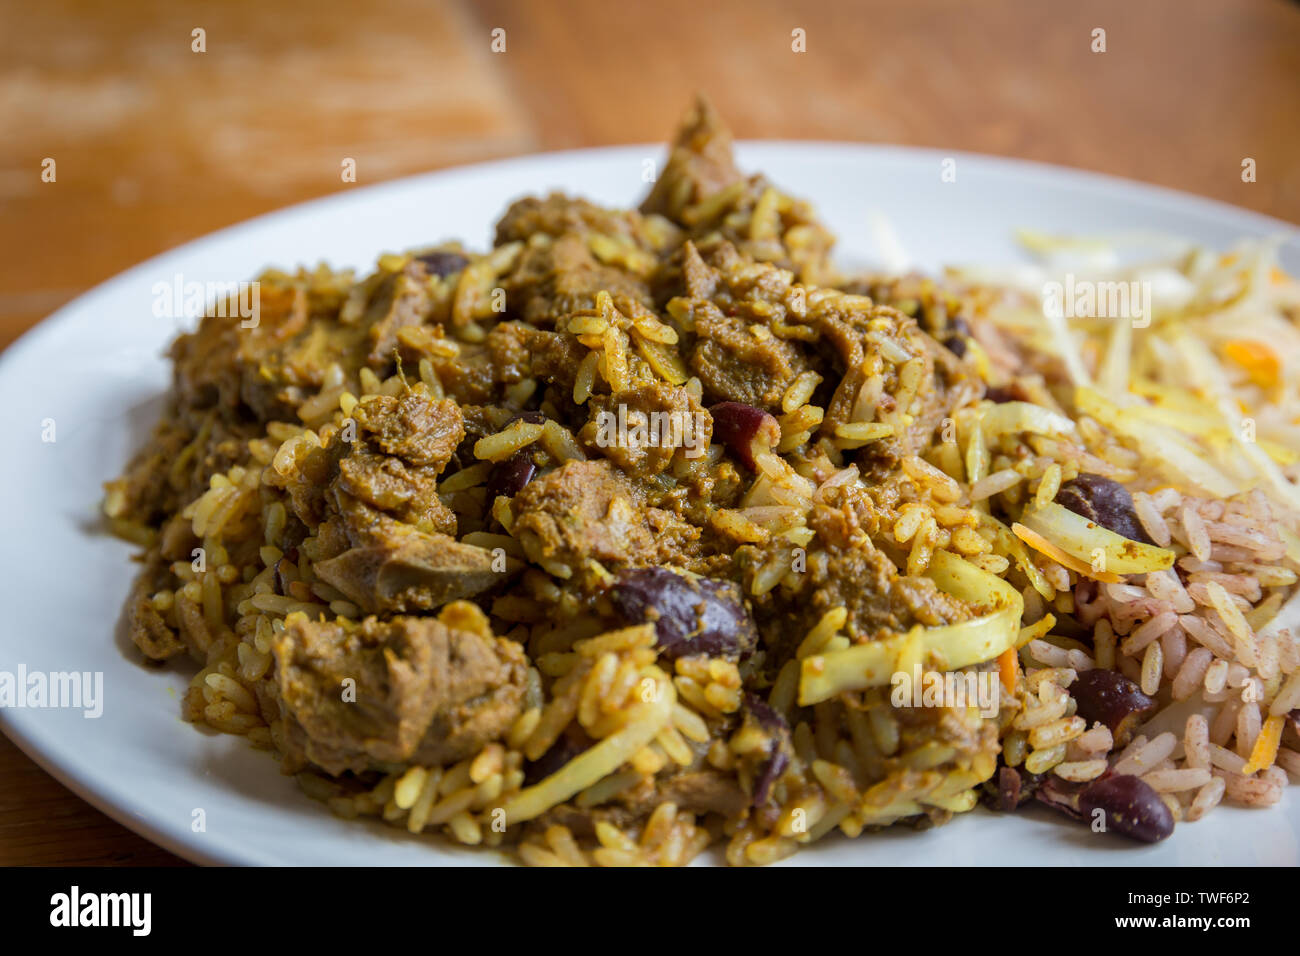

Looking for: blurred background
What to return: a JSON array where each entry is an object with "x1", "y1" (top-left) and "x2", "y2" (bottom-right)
[{"x1": 1, "y1": 0, "x2": 1297, "y2": 864}]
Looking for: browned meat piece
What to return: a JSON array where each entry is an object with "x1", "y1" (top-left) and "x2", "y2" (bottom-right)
[
  {"x1": 424, "y1": 341, "x2": 500, "y2": 405},
  {"x1": 486, "y1": 320, "x2": 532, "y2": 384},
  {"x1": 509, "y1": 459, "x2": 699, "y2": 581},
  {"x1": 336, "y1": 448, "x2": 456, "y2": 534},
  {"x1": 580, "y1": 382, "x2": 712, "y2": 477},
  {"x1": 690, "y1": 311, "x2": 808, "y2": 409},
  {"x1": 126, "y1": 566, "x2": 186, "y2": 661},
  {"x1": 807, "y1": 481, "x2": 971, "y2": 640},
  {"x1": 746, "y1": 479, "x2": 972, "y2": 651},
  {"x1": 274, "y1": 383, "x2": 461, "y2": 537},
  {"x1": 499, "y1": 232, "x2": 653, "y2": 326},
  {"x1": 510, "y1": 460, "x2": 654, "y2": 579},
  {"x1": 273, "y1": 610, "x2": 528, "y2": 775},
  {"x1": 810, "y1": 301, "x2": 973, "y2": 465},
  {"x1": 351, "y1": 384, "x2": 462, "y2": 468},
  {"x1": 171, "y1": 281, "x2": 366, "y2": 426},
  {"x1": 363, "y1": 262, "x2": 434, "y2": 368},
  {"x1": 495, "y1": 193, "x2": 654, "y2": 249},
  {"x1": 791, "y1": 541, "x2": 972, "y2": 644},
  {"x1": 640, "y1": 95, "x2": 743, "y2": 221},
  {"x1": 522, "y1": 327, "x2": 586, "y2": 393},
  {"x1": 314, "y1": 520, "x2": 513, "y2": 615},
  {"x1": 108, "y1": 415, "x2": 261, "y2": 527}
]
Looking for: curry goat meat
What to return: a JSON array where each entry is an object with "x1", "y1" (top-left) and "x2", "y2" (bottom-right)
[{"x1": 106, "y1": 99, "x2": 1017, "y2": 865}]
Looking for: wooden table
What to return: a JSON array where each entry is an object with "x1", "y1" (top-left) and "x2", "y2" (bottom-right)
[{"x1": 2, "y1": 0, "x2": 1298, "y2": 866}]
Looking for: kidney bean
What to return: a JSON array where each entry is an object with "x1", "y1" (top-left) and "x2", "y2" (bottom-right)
[
  {"x1": 942, "y1": 317, "x2": 971, "y2": 357},
  {"x1": 1077, "y1": 773, "x2": 1174, "y2": 843},
  {"x1": 607, "y1": 567, "x2": 758, "y2": 661},
  {"x1": 1056, "y1": 473, "x2": 1153, "y2": 544},
  {"x1": 744, "y1": 693, "x2": 791, "y2": 807},
  {"x1": 984, "y1": 382, "x2": 1029, "y2": 404},
  {"x1": 415, "y1": 250, "x2": 470, "y2": 277},
  {"x1": 994, "y1": 765, "x2": 1024, "y2": 812},
  {"x1": 1071, "y1": 669, "x2": 1156, "y2": 748},
  {"x1": 709, "y1": 401, "x2": 780, "y2": 470},
  {"x1": 485, "y1": 450, "x2": 536, "y2": 501}
]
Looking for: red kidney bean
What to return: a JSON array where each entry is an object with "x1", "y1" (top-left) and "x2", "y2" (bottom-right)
[
  {"x1": 485, "y1": 450, "x2": 536, "y2": 501},
  {"x1": 607, "y1": 567, "x2": 758, "y2": 661},
  {"x1": 744, "y1": 693, "x2": 791, "y2": 807},
  {"x1": 709, "y1": 401, "x2": 780, "y2": 470},
  {"x1": 415, "y1": 250, "x2": 470, "y2": 277},
  {"x1": 1077, "y1": 774, "x2": 1174, "y2": 843},
  {"x1": 995, "y1": 765, "x2": 1024, "y2": 812},
  {"x1": 1071, "y1": 669, "x2": 1156, "y2": 748},
  {"x1": 1056, "y1": 473, "x2": 1153, "y2": 544}
]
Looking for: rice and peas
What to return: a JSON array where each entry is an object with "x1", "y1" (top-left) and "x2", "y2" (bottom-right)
[{"x1": 104, "y1": 100, "x2": 1300, "y2": 865}]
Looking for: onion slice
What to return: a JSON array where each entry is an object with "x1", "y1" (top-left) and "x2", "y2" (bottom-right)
[
  {"x1": 1017, "y1": 501, "x2": 1175, "y2": 575},
  {"x1": 979, "y1": 401, "x2": 1077, "y2": 444}
]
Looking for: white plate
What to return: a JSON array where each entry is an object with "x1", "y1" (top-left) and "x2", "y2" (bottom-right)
[{"x1": 2, "y1": 144, "x2": 1298, "y2": 867}]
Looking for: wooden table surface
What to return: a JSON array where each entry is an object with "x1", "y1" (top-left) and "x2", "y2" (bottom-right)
[{"x1": 2, "y1": 0, "x2": 1298, "y2": 866}]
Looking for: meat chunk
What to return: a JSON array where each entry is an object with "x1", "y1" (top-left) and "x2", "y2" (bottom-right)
[
  {"x1": 351, "y1": 385, "x2": 463, "y2": 467},
  {"x1": 640, "y1": 95, "x2": 743, "y2": 221},
  {"x1": 803, "y1": 542, "x2": 970, "y2": 641},
  {"x1": 362, "y1": 262, "x2": 433, "y2": 368},
  {"x1": 126, "y1": 566, "x2": 186, "y2": 661},
  {"x1": 531, "y1": 329, "x2": 589, "y2": 394},
  {"x1": 273, "y1": 608, "x2": 528, "y2": 775},
  {"x1": 509, "y1": 460, "x2": 698, "y2": 581},
  {"x1": 274, "y1": 383, "x2": 462, "y2": 538},
  {"x1": 581, "y1": 382, "x2": 712, "y2": 477},
  {"x1": 750, "y1": 479, "x2": 972, "y2": 650},
  {"x1": 498, "y1": 230, "x2": 653, "y2": 326},
  {"x1": 812, "y1": 302, "x2": 972, "y2": 464},
  {"x1": 314, "y1": 520, "x2": 514, "y2": 615},
  {"x1": 689, "y1": 312, "x2": 807, "y2": 409},
  {"x1": 495, "y1": 194, "x2": 651, "y2": 249},
  {"x1": 509, "y1": 460, "x2": 654, "y2": 578}
]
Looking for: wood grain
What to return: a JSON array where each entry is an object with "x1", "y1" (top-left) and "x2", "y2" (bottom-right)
[{"x1": 2, "y1": 0, "x2": 1298, "y2": 866}]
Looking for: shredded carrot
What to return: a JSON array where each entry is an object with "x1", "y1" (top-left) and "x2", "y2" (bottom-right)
[
  {"x1": 997, "y1": 646, "x2": 1019, "y2": 693},
  {"x1": 1241, "y1": 714, "x2": 1284, "y2": 775},
  {"x1": 1011, "y1": 522, "x2": 1121, "y2": 583},
  {"x1": 1222, "y1": 340, "x2": 1280, "y2": 390}
]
